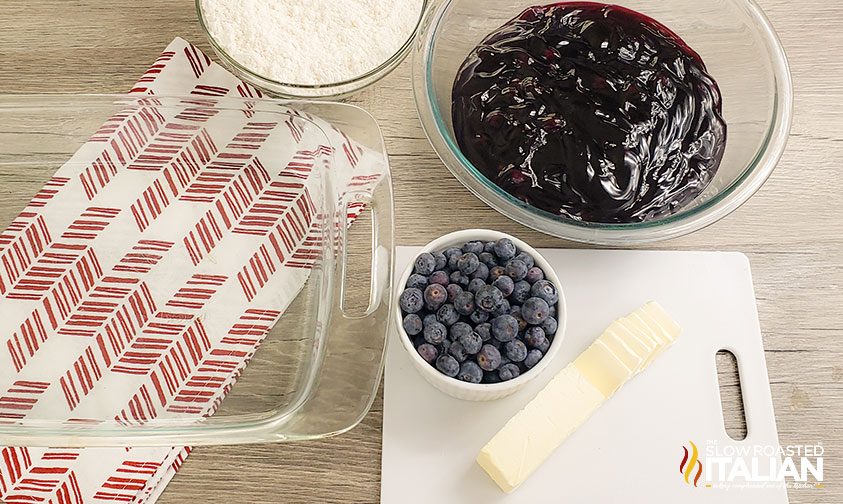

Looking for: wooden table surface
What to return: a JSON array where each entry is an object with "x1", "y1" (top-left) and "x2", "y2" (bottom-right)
[{"x1": 1, "y1": 1, "x2": 841, "y2": 503}]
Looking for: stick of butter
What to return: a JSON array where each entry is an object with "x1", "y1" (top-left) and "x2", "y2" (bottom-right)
[{"x1": 476, "y1": 302, "x2": 681, "y2": 493}]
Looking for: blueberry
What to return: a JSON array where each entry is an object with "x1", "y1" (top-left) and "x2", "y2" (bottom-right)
[
  {"x1": 447, "y1": 253, "x2": 461, "y2": 271},
  {"x1": 436, "y1": 355, "x2": 460, "y2": 377},
  {"x1": 423, "y1": 314, "x2": 438, "y2": 327},
  {"x1": 468, "y1": 278, "x2": 486, "y2": 294},
  {"x1": 505, "y1": 259, "x2": 529, "y2": 281},
  {"x1": 438, "y1": 339, "x2": 451, "y2": 356},
  {"x1": 524, "y1": 349, "x2": 544, "y2": 368},
  {"x1": 457, "y1": 253, "x2": 480, "y2": 275},
  {"x1": 511, "y1": 280, "x2": 532, "y2": 303},
  {"x1": 536, "y1": 337, "x2": 551, "y2": 353},
  {"x1": 548, "y1": 304, "x2": 557, "y2": 319},
  {"x1": 432, "y1": 251, "x2": 447, "y2": 270},
  {"x1": 530, "y1": 280, "x2": 559, "y2": 305},
  {"x1": 514, "y1": 313, "x2": 528, "y2": 332},
  {"x1": 492, "y1": 299, "x2": 511, "y2": 317},
  {"x1": 446, "y1": 284, "x2": 463, "y2": 303},
  {"x1": 449, "y1": 341, "x2": 468, "y2": 362},
  {"x1": 444, "y1": 246, "x2": 462, "y2": 265},
  {"x1": 424, "y1": 321, "x2": 447, "y2": 345},
  {"x1": 429, "y1": 271, "x2": 449, "y2": 286},
  {"x1": 499, "y1": 363, "x2": 521, "y2": 381},
  {"x1": 477, "y1": 344, "x2": 502, "y2": 371},
  {"x1": 450, "y1": 321, "x2": 473, "y2": 342},
  {"x1": 417, "y1": 343, "x2": 438, "y2": 364},
  {"x1": 403, "y1": 314, "x2": 423, "y2": 336},
  {"x1": 476, "y1": 285, "x2": 504, "y2": 312},
  {"x1": 491, "y1": 315, "x2": 519, "y2": 342},
  {"x1": 406, "y1": 274, "x2": 428, "y2": 290},
  {"x1": 399, "y1": 288, "x2": 424, "y2": 314},
  {"x1": 424, "y1": 284, "x2": 447, "y2": 310},
  {"x1": 483, "y1": 370, "x2": 502, "y2": 384},
  {"x1": 492, "y1": 276, "x2": 515, "y2": 297},
  {"x1": 493, "y1": 238, "x2": 517, "y2": 261},
  {"x1": 415, "y1": 253, "x2": 436, "y2": 276},
  {"x1": 522, "y1": 297, "x2": 550, "y2": 325},
  {"x1": 525, "y1": 267, "x2": 544, "y2": 284},
  {"x1": 436, "y1": 303, "x2": 460, "y2": 326},
  {"x1": 454, "y1": 292, "x2": 476, "y2": 315},
  {"x1": 541, "y1": 316, "x2": 558, "y2": 336},
  {"x1": 471, "y1": 263, "x2": 490, "y2": 281},
  {"x1": 462, "y1": 241, "x2": 484, "y2": 255},
  {"x1": 514, "y1": 251, "x2": 535, "y2": 269},
  {"x1": 458, "y1": 361, "x2": 483, "y2": 384},
  {"x1": 524, "y1": 326, "x2": 548, "y2": 348},
  {"x1": 470, "y1": 310, "x2": 490, "y2": 324},
  {"x1": 450, "y1": 271, "x2": 469, "y2": 287},
  {"x1": 459, "y1": 331, "x2": 483, "y2": 354},
  {"x1": 479, "y1": 252, "x2": 497, "y2": 268},
  {"x1": 484, "y1": 241, "x2": 496, "y2": 253},
  {"x1": 475, "y1": 323, "x2": 492, "y2": 342},
  {"x1": 489, "y1": 266, "x2": 506, "y2": 281},
  {"x1": 504, "y1": 340, "x2": 528, "y2": 362}
]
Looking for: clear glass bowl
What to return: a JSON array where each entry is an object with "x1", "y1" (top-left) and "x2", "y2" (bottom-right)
[
  {"x1": 0, "y1": 94, "x2": 394, "y2": 446},
  {"x1": 413, "y1": 0, "x2": 793, "y2": 245},
  {"x1": 197, "y1": 0, "x2": 429, "y2": 99}
]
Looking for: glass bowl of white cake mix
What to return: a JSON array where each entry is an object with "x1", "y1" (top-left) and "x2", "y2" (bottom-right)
[{"x1": 197, "y1": 0, "x2": 429, "y2": 99}]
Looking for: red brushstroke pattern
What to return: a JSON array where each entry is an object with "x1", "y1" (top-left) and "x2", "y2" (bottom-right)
[
  {"x1": 1, "y1": 456, "x2": 83, "y2": 504},
  {"x1": 129, "y1": 128, "x2": 218, "y2": 232},
  {"x1": 0, "y1": 37, "x2": 384, "y2": 504},
  {"x1": 93, "y1": 459, "x2": 161, "y2": 502},
  {"x1": 28, "y1": 177, "x2": 71, "y2": 209},
  {"x1": 237, "y1": 188, "x2": 317, "y2": 300},
  {"x1": 80, "y1": 107, "x2": 167, "y2": 199},
  {"x1": 129, "y1": 51, "x2": 175, "y2": 94},
  {"x1": 0, "y1": 213, "x2": 52, "y2": 295},
  {"x1": 165, "y1": 309, "x2": 280, "y2": 416},
  {"x1": 0, "y1": 382, "x2": 49, "y2": 421}
]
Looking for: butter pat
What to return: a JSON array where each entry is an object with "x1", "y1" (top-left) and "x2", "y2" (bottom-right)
[{"x1": 476, "y1": 302, "x2": 682, "y2": 493}]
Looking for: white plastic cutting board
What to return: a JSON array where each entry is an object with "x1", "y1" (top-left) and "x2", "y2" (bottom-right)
[{"x1": 382, "y1": 248, "x2": 787, "y2": 504}]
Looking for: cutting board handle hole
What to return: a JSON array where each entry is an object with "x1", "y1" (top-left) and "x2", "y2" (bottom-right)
[{"x1": 716, "y1": 350, "x2": 748, "y2": 441}]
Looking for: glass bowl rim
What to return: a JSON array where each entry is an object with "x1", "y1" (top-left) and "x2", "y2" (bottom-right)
[
  {"x1": 414, "y1": 0, "x2": 794, "y2": 236},
  {"x1": 196, "y1": 0, "x2": 430, "y2": 94}
]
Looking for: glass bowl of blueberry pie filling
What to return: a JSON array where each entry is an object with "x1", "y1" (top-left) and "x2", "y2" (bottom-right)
[
  {"x1": 395, "y1": 230, "x2": 567, "y2": 401},
  {"x1": 413, "y1": 0, "x2": 792, "y2": 245}
]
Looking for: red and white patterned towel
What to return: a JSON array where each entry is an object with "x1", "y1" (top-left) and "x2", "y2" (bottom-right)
[{"x1": 0, "y1": 38, "x2": 385, "y2": 503}]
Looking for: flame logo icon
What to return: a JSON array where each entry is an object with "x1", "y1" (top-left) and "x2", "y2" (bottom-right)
[{"x1": 680, "y1": 441, "x2": 703, "y2": 487}]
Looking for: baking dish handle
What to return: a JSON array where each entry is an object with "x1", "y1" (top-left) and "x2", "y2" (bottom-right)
[
  {"x1": 337, "y1": 186, "x2": 393, "y2": 319},
  {"x1": 272, "y1": 172, "x2": 395, "y2": 440}
]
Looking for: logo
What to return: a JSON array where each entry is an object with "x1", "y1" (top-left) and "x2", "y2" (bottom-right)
[
  {"x1": 677, "y1": 440, "x2": 824, "y2": 490},
  {"x1": 680, "y1": 441, "x2": 703, "y2": 487}
]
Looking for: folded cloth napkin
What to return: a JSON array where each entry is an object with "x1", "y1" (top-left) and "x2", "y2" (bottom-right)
[{"x1": 0, "y1": 37, "x2": 385, "y2": 504}]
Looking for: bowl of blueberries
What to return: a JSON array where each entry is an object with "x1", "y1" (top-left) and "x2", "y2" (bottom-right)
[{"x1": 395, "y1": 230, "x2": 566, "y2": 401}]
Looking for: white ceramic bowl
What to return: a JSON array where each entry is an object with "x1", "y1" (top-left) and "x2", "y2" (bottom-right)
[{"x1": 395, "y1": 229, "x2": 567, "y2": 401}]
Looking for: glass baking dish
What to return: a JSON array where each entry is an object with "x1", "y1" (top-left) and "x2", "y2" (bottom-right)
[{"x1": 0, "y1": 94, "x2": 394, "y2": 447}]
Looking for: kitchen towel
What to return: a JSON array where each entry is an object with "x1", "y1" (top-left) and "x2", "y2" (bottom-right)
[{"x1": 0, "y1": 37, "x2": 385, "y2": 503}]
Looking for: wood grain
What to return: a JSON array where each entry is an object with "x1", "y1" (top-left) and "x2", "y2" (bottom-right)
[{"x1": 0, "y1": 1, "x2": 841, "y2": 502}]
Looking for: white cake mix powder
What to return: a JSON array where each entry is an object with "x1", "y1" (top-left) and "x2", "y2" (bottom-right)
[{"x1": 201, "y1": 0, "x2": 425, "y2": 85}]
